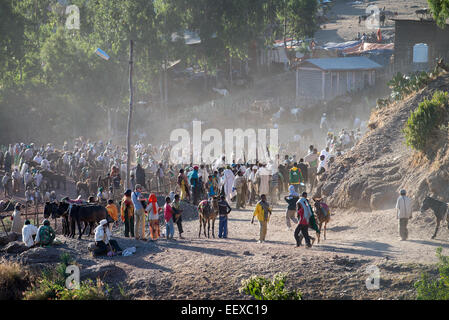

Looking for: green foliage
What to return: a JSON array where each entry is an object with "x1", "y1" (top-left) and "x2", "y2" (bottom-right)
[
  {"x1": 428, "y1": 0, "x2": 449, "y2": 28},
  {"x1": 56, "y1": 279, "x2": 110, "y2": 300},
  {"x1": 239, "y1": 273, "x2": 302, "y2": 300},
  {"x1": 415, "y1": 247, "x2": 449, "y2": 300},
  {"x1": 403, "y1": 91, "x2": 449, "y2": 151},
  {"x1": 283, "y1": 0, "x2": 319, "y2": 39},
  {"x1": 117, "y1": 282, "x2": 130, "y2": 300},
  {"x1": 388, "y1": 71, "x2": 431, "y2": 101},
  {"x1": 0, "y1": 0, "x2": 320, "y2": 144},
  {"x1": 24, "y1": 253, "x2": 110, "y2": 300}
]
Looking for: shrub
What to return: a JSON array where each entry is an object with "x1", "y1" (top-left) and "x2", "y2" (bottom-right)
[
  {"x1": 239, "y1": 273, "x2": 302, "y2": 300},
  {"x1": 56, "y1": 279, "x2": 109, "y2": 300},
  {"x1": 117, "y1": 282, "x2": 130, "y2": 300},
  {"x1": 414, "y1": 247, "x2": 449, "y2": 300},
  {"x1": 0, "y1": 260, "x2": 30, "y2": 299},
  {"x1": 24, "y1": 254, "x2": 110, "y2": 300},
  {"x1": 23, "y1": 276, "x2": 66, "y2": 300},
  {"x1": 388, "y1": 71, "x2": 431, "y2": 101},
  {"x1": 403, "y1": 91, "x2": 449, "y2": 151}
]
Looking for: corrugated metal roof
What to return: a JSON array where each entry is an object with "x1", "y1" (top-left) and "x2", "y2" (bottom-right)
[{"x1": 299, "y1": 56, "x2": 382, "y2": 71}]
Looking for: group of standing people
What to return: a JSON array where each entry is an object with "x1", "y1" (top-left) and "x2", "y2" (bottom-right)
[{"x1": 118, "y1": 184, "x2": 185, "y2": 242}]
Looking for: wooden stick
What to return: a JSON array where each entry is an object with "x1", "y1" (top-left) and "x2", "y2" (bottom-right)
[
  {"x1": 34, "y1": 203, "x2": 38, "y2": 226},
  {"x1": 0, "y1": 217, "x2": 9, "y2": 237}
]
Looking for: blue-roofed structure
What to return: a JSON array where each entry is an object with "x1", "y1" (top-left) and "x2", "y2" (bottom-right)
[
  {"x1": 296, "y1": 57, "x2": 383, "y2": 101},
  {"x1": 300, "y1": 57, "x2": 382, "y2": 71}
]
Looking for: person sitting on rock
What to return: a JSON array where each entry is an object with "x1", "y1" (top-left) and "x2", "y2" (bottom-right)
[
  {"x1": 22, "y1": 220, "x2": 38, "y2": 248},
  {"x1": 91, "y1": 219, "x2": 122, "y2": 256},
  {"x1": 35, "y1": 219, "x2": 56, "y2": 247}
]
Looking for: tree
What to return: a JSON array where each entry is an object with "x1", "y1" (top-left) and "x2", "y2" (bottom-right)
[
  {"x1": 0, "y1": 0, "x2": 321, "y2": 145},
  {"x1": 277, "y1": 0, "x2": 318, "y2": 63},
  {"x1": 428, "y1": 0, "x2": 449, "y2": 28}
]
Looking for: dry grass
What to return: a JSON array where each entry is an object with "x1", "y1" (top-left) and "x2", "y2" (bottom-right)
[
  {"x1": 409, "y1": 151, "x2": 429, "y2": 168},
  {"x1": 0, "y1": 259, "x2": 30, "y2": 300}
]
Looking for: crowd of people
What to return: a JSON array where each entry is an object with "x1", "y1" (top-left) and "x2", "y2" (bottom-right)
[{"x1": 0, "y1": 127, "x2": 367, "y2": 256}]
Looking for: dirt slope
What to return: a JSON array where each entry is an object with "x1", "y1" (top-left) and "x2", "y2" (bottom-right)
[
  {"x1": 319, "y1": 72, "x2": 449, "y2": 210},
  {"x1": 2, "y1": 201, "x2": 449, "y2": 300}
]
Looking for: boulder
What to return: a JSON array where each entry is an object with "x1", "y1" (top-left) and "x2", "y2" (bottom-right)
[
  {"x1": 1, "y1": 241, "x2": 29, "y2": 254},
  {"x1": 427, "y1": 171, "x2": 449, "y2": 202},
  {"x1": 370, "y1": 192, "x2": 397, "y2": 211},
  {"x1": 0, "y1": 232, "x2": 20, "y2": 246},
  {"x1": 19, "y1": 247, "x2": 64, "y2": 264},
  {"x1": 80, "y1": 263, "x2": 126, "y2": 282}
]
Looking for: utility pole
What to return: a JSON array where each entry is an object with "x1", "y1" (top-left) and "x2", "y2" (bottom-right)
[{"x1": 126, "y1": 39, "x2": 134, "y2": 191}]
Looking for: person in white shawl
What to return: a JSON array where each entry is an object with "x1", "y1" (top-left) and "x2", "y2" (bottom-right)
[
  {"x1": 297, "y1": 193, "x2": 313, "y2": 223},
  {"x1": 92, "y1": 219, "x2": 121, "y2": 256},
  {"x1": 257, "y1": 165, "x2": 271, "y2": 196},
  {"x1": 22, "y1": 220, "x2": 38, "y2": 247},
  {"x1": 11, "y1": 203, "x2": 23, "y2": 234},
  {"x1": 213, "y1": 155, "x2": 226, "y2": 171},
  {"x1": 223, "y1": 166, "x2": 235, "y2": 203},
  {"x1": 20, "y1": 162, "x2": 29, "y2": 177}
]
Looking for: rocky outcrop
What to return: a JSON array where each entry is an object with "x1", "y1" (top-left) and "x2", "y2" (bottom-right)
[
  {"x1": 19, "y1": 247, "x2": 64, "y2": 264},
  {"x1": 0, "y1": 232, "x2": 20, "y2": 246},
  {"x1": 320, "y1": 73, "x2": 449, "y2": 210},
  {"x1": 80, "y1": 263, "x2": 127, "y2": 282},
  {"x1": 1, "y1": 241, "x2": 29, "y2": 254}
]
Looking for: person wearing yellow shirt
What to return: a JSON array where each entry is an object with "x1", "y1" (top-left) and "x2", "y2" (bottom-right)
[
  {"x1": 106, "y1": 199, "x2": 119, "y2": 231},
  {"x1": 251, "y1": 194, "x2": 272, "y2": 243}
]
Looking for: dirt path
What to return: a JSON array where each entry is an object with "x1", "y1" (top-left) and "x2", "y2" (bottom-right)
[
  {"x1": 21, "y1": 199, "x2": 442, "y2": 300},
  {"x1": 2, "y1": 167, "x2": 447, "y2": 299},
  {"x1": 314, "y1": 0, "x2": 428, "y2": 44}
]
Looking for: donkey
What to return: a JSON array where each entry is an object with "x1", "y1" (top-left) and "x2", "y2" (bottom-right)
[
  {"x1": 44, "y1": 201, "x2": 70, "y2": 236},
  {"x1": 198, "y1": 197, "x2": 219, "y2": 238},
  {"x1": 421, "y1": 196, "x2": 449, "y2": 239},
  {"x1": 313, "y1": 198, "x2": 331, "y2": 243},
  {"x1": 69, "y1": 204, "x2": 107, "y2": 239}
]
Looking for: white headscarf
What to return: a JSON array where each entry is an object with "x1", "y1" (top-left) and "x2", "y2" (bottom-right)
[{"x1": 288, "y1": 185, "x2": 299, "y2": 197}]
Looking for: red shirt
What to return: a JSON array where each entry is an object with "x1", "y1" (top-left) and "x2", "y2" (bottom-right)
[
  {"x1": 164, "y1": 204, "x2": 173, "y2": 222},
  {"x1": 297, "y1": 208, "x2": 308, "y2": 226}
]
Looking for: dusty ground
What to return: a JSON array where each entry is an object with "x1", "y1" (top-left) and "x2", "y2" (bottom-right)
[
  {"x1": 1, "y1": 1, "x2": 443, "y2": 301},
  {"x1": 2, "y1": 197, "x2": 447, "y2": 300},
  {"x1": 315, "y1": 0, "x2": 429, "y2": 44}
]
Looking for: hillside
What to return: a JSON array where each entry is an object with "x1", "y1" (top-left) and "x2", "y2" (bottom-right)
[{"x1": 319, "y1": 71, "x2": 449, "y2": 210}]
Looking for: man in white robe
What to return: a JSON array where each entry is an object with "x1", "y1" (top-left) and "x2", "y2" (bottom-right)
[
  {"x1": 257, "y1": 165, "x2": 271, "y2": 196},
  {"x1": 22, "y1": 220, "x2": 38, "y2": 247},
  {"x1": 223, "y1": 167, "x2": 235, "y2": 203}
]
